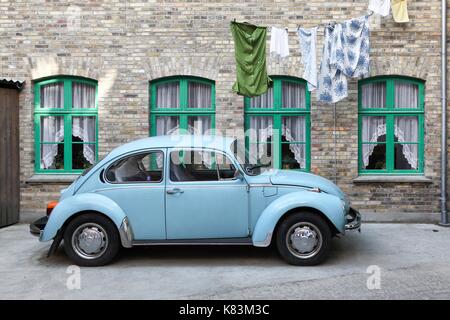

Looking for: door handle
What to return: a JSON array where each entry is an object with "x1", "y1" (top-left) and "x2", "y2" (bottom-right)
[{"x1": 166, "y1": 188, "x2": 184, "y2": 195}]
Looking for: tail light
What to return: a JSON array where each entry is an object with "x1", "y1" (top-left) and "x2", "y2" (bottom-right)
[{"x1": 46, "y1": 201, "x2": 58, "y2": 216}]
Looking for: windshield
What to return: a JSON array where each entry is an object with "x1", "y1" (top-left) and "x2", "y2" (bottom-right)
[{"x1": 231, "y1": 139, "x2": 273, "y2": 176}]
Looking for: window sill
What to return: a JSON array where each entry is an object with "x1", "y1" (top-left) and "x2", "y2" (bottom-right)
[
  {"x1": 26, "y1": 174, "x2": 80, "y2": 184},
  {"x1": 353, "y1": 175, "x2": 433, "y2": 184}
]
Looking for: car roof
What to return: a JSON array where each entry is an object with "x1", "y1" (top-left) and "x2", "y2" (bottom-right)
[{"x1": 109, "y1": 135, "x2": 237, "y2": 157}]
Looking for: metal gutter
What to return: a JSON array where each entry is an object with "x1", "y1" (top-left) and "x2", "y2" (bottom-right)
[{"x1": 440, "y1": 0, "x2": 449, "y2": 226}]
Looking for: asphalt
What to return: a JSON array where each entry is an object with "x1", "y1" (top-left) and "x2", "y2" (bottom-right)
[{"x1": 0, "y1": 223, "x2": 450, "y2": 299}]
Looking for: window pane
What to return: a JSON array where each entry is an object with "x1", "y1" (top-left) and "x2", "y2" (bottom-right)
[
  {"x1": 156, "y1": 82, "x2": 180, "y2": 109},
  {"x1": 216, "y1": 153, "x2": 237, "y2": 179},
  {"x1": 155, "y1": 116, "x2": 179, "y2": 135},
  {"x1": 282, "y1": 116, "x2": 306, "y2": 142},
  {"x1": 395, "y1": 116, "x2": 418, "y2": 143},
  {"x1": 188, "y1": 82, "x2": 212, "y2": 109},
  {"x1": 72, "y1": 83, "x2": 96, "y2": 109},
  {"x1": 362, "y1": 143, "x2": 386, "y2": 170},
  {"x1": 40, "y1": 116, "x2": 64, "y2": 143},
  {"x1": 72, "y1": 116, "x2": 96, "y2": 143},
  {"x1": 395, "y1": 143, "x2": 418, "y2": 170},
  {"x1": 361, "y1": 116, "x2": 386, "y2": 143},
  {"x1": 248, "y1": 143, "x2": 273, "y2": 167},
  {"x1": 40, "y1": 144, "x2": 64, "y2": 169},
  {"x1": 249, "y1": 87, "x2": 273, "y2": 109},
  {"x1": 170, "y1": 149, "x2": 218, "y2": 182},
  {"x1": 106, "y1": 151, "x2": 163, "y2": 183},
  {"x1": 40, "y1": 82, "x2": 64, "y2": 109},
  {"x1": 395, "y1": 82, "x2": 418, "y2": 109},
  {"x1": 282, "y1": 81, "x2": 306, "y2": 109},
  {"x1": 361, "y1": 82, "x2": 386, "y2": 109},
  {"x1": 72, "y1": 144, "x2": 96, "y2": 169},
  {"x1": 248, "y1": 116, "x2": 273, "y2": 143},
  {"x1": 282, "y1": 143, "x2": 305, "y2": 170},
  {"x1": 187, "y1": 116, "x2": 212, "y2": 135}
]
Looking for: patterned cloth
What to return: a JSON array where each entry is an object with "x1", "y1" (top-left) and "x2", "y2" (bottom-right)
[
  {"x1": 317, "y1": 16, "x2": 370, "y2": 104},
  {"x1": 297, "y1": 27, "x2": 318, "y2": 91}
]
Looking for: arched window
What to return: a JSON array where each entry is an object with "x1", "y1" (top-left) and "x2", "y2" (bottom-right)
[
  {"x1": 149, "y1": 76, "x2": 215, "y2": 136},
  {"x1": 34, "y1": 76, "x2": 98, "y2": 173},
  {"x1": 358, "y1": 76, "x2": 424, "y2": 174},
  {"x1": 244, "y1": 76, "x2": 310, "y2": 171}
]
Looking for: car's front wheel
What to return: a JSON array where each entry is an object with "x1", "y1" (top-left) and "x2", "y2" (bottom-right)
[
  {"x1": 276, "y1": 212, "x2": 331, "y2": 266},
  {"x1": 63, "y1": 213, "x2": 120, "y2": 267}
]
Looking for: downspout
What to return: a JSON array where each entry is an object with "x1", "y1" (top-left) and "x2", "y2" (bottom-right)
[{"x1": 440, "y1": 0, "x2": 449, "y2": 226}]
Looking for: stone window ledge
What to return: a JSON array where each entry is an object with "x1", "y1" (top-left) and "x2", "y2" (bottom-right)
[
  {"x1": 26, "y1": 174, "x2": 80, "y2": 184},
  {"x1": 353, "y1": 175, "x2": 433, "y2": 184}
]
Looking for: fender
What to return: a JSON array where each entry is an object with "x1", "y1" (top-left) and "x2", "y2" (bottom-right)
[
  {"x1": 40, "y1": 193, "x2": 132, "y2": 247},
  {"x1": 252, "y1": 190, "x2": 346, "y2": 247}
]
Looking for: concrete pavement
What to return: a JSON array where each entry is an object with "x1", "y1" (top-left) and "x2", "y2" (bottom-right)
[{"x1": 1, "y1": 223, "x2": 450, "y2": 299}]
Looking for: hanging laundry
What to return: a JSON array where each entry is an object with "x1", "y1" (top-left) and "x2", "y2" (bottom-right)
[
  {"x1": 316, "y1": 25, "x2": 348, "y2": 104},
  {"x1": 368, "y1": 0, "x2": 391, "y2": 17},
  {"x1": 317, "y1": 15, "x2": 371, "y2": 104},
  {"x1": 270, "y1": 27, "x2": 290, "y2": 61},
  {"x1": 297, "y1": 27, "x2": 318, "y2": 91},
  {"x1": 230, "y1": 21, "x2": 273, "y2": 97},
  {"x1": 391, "y1": 0, "x2": 409, "y2": 23},
  {"x1": 332, "y1": 15, "x2": 370, "y2": 79}
]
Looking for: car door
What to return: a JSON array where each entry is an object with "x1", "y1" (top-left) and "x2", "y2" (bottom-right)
[
  {"x1": 96, "y1": 149, "x2": 166, "y2": 240},
  {"x1": 165, "y1": 147, "x2": 249, "y2": 239}
]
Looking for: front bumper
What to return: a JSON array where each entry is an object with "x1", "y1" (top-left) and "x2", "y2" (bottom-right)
[
  {"x1": 30, "y1": 216, "x2": 48, "y2": 237},
  {"x1": 345, "y1": 208, "x2": 361, "y2": 232}
]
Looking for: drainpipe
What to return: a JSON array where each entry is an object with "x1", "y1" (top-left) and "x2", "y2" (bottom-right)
[{"x1": 440, "y1": 0, "x2": 449, "y2": 226}]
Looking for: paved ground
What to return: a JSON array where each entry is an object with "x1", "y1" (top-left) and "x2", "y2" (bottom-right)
[{"x1": 1, "y1": 223, "x2": 450, "y2": 299}]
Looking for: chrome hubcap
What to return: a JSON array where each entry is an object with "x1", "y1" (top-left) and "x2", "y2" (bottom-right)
[
  {"x1": 72, "y1": 223, "x2": 108, "y2": 259},
  {"x1": 286, "y1": 222, "x2": 322, "y2": 259}
]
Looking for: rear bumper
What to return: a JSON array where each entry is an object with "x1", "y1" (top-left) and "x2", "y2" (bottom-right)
[
  {"x1": 29, "y1": 216, "x2": 48, "y2": 237},
  {"x1": 345, "y1": 208, "x2": 361, "y2": 231}
]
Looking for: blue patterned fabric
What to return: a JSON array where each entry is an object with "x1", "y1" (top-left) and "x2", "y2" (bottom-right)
[{"x1": 317, "y1": 15, "x2": 370, "y2": 104}]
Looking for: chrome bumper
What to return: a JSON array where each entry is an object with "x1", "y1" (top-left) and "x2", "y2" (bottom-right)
[
  {"x1": 29, "y1": 216, "x2": 48, "y2": 237},
  {"x1": 345, "y1": 208, "x2": 361, "y2": 232}
]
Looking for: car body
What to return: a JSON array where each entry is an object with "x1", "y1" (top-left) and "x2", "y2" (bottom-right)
[{"x1": 31, "y1": 135, "x2": 361, "y2": 266}]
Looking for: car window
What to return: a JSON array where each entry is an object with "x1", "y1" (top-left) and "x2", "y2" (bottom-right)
[
  {"x1": 105, "y1": 151, "x2": 163, "y2": 183},
  {"x1": 169, "y1": 149, "x2": 237, "y2": 182}
]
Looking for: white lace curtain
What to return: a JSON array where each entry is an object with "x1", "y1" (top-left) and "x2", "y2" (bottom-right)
[
  {"x1": 249, "y1": 116, "x2": 273, "y2": 164},
  {"x1": 249, "y1": 87, "x2": 274, "y2": 109},
  {"x1": 395, "y1": 82, "x2": 418, "y2": 109},
  {"x1": 40, "y1": 116, "x2": 64, "y2": 169},
  {"x1": 282, "y1": 82, "x2": 306, "y2": 109},
  {"x1": 362, "y1": 116, "x2": 418, "y2": 169},
  {"x1": 156, "y1": 116, "x2": 180, "y2": 135},
  {"x1": 41, "y1": 83, "x2": 64, "y2": 109},
  {"x1": 188, "y1": 116, "x2": 212, "y2": 135},
  {"x1": 73, "y1": 83, "x2": 96, "y2": 108},
  {"x1": 156, "y1": 83, "x2": 180, "y2": 109},
  {"x1": 188, "y1": 82, "x2": 212, "y2": 109},
  {"x1": 362, "y1": 82, "x2": 386, "y2": 108},
  {"x1": 72, "y1": 116, "x2": 96, "y2": 165},
  {"x1": 282, "y1": 116, "x2": 306, "y2": 168}
]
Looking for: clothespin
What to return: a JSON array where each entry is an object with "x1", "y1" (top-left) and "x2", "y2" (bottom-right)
[{"x1": 367, "y1": 10, "x2": 374, "y2": 17}]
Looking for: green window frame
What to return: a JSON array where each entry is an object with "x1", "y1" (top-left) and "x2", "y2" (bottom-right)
[
  {"x1": 358, "y1": 76, "x2": 425, "y2": 175},
  {"x1": 149, "y1": 76, "x2": 216, "y2": 136},
  {"x1": 34, "y1": 76, "x2": 98, "y2": 174},
  {"x1": 244, "y1": 76, "x2": 311, "y2": 171}
]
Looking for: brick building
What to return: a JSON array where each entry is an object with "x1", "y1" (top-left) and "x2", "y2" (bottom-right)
[{"x1": 0, "y1": 0, "x2": 449, "y2": 221}]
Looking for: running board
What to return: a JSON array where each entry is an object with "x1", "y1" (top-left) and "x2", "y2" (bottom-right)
[{"x1": 131, "y1": 237, "x2": 253, "y2": 246}]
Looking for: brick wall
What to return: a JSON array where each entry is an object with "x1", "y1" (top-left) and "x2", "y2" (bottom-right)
[{"x1": 0, "y1": 0, "x2": 447, "y2": 215}]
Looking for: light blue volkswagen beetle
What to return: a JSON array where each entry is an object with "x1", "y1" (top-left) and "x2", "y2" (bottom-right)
[{"x1": 30, "y1": 135, "x2": 360, "y2": 266}]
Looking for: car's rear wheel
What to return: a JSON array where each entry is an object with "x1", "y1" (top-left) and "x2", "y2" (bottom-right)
[
  {"x1": 63, "y1": 213, "x2": 120, "y2": 267},
  {"x1": 276, "y1": 212, "x2": 331, "y2": 266}
]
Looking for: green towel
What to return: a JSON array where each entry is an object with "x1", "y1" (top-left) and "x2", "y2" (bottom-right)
[{"x1": 230, "y1": 21, "x2": 273, "y2": 97}]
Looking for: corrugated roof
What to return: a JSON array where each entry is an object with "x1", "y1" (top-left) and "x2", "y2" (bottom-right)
[{"x1": 0, "y1": 78, "x2": 25, "y2": 90}]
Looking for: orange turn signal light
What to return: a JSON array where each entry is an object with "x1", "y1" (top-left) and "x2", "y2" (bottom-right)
[{"x1": 46, "y1": 201, "x2": 58, "y2": 216}]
